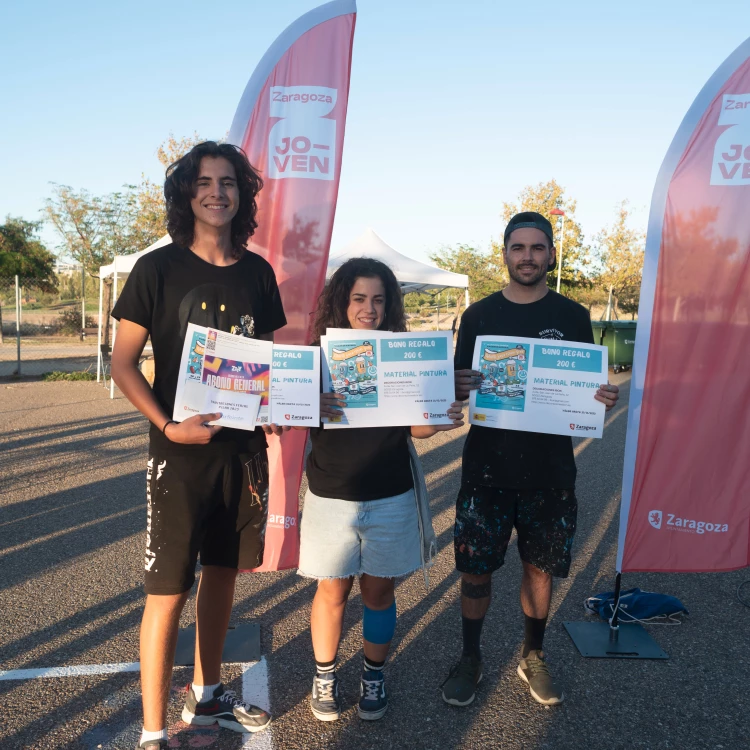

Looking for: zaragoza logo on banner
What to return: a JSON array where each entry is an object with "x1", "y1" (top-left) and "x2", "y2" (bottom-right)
[
  {"x1": 269, "y1": 85, "x2": 338, "y2": 180},
  {"x1": 710, "y1": 92, "x2": 750, "y2": 184}
]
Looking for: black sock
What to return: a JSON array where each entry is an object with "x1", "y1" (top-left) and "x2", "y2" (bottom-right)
[
  {"x1": 522, "y1": 615, "x2": 548, "y2": 657},
  {"x1": 461, "y1": 615, "x2": 485, "y2": 660},
  {"x1": 316, "y1": 658, "x2": 336, "y2": 675},
  {"x1": 363, "y1": 656, "x2": 385, "y2": 672}
]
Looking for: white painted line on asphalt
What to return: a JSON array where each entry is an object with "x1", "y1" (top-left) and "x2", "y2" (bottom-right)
[
  {"x1": 241, "y1": 657, "x2": 272, "y2": 748},
  {"x1": 0, "y1": 662, "x2": 141, "y2": 680}
]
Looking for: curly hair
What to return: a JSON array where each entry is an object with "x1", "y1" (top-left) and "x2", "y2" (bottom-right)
[
  {"x1": 310, "y1": 257, "x2": 407, "y2": 344},
  {"x1": 164, "y1": 141, "x2": 263, "y2": 257}
]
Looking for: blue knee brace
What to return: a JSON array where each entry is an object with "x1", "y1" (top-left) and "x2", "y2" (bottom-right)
[{"x1": 362, "y1": 601, "x2": 397, "y2": 645}]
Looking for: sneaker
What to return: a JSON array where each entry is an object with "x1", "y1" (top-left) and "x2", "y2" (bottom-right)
[
  {"x1": 135, "y1": 741, "x2": 167, "y2": 750},
  {"x1": 310, "y1": 671, "x2": 342, "y2": 721},
  {"x1": 358, "y1": 669, "x2": 388, "y2": 720},
  {"x1": 441, "y1": 653, "x2": 483, "y2": 706},
  {"x1": 181, "y1": 683, "x2": 272, "y2": 733},
  {"x1": 517, "y1": 650, "x2": 564, "y2": 705}
]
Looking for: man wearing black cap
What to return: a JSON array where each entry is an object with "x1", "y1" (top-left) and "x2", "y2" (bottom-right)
[{"x1": 441, "y1": 212, "x2": 619, "y2": 707}]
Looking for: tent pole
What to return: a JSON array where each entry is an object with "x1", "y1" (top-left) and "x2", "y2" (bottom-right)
[
  {"x1": 464, "y1": 287, "x2": 470, "y2": 309},
  {"x1": 97, "y1": 275, "x2": 103, "y2": 382}
]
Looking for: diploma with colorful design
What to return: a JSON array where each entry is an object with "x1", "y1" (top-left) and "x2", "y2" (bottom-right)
[
  {"x1": 173, "y1": 325, "x2": 319, "y2": 430},
  {"x1": 469, "y1": 335, "x2": 608, "y2": 438},
  {"x1": 321, "y1": 329, "x2": 455, "y2": 428},
  {"x1": 200, "y1": 328, "x2": 272, "y2": 429}
]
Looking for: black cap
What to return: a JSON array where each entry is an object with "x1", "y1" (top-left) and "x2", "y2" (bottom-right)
[{"x1": 503, "y1": 211, "x2": 554, "y2": 247}]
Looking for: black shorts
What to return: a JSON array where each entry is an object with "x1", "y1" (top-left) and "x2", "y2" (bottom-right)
[
  {"x1": 144, "y1": 449, "x2": 269, "y2": 595},
  {"x1": 454, "y1": 482, "x2": 577, "y2": 578}
]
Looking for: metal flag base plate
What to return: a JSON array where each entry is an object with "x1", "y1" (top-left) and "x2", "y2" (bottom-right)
[
  {"x1": 174, "y1": 623, "x2": 261, "y2": 666},
  {"x1": 563, "y1": 621, "x2": 668, "y2": 659}
]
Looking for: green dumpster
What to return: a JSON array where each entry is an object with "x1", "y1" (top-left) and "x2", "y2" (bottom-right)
[
  {"x1": 591, "y1": 321, "x2": 607, "y2": 347},
  {"x1": 609, "y1": 321, "x2": 637, "y2": 373},
  {"x1": 591, "y1": 320, "x2": 637, "y2": 373}
]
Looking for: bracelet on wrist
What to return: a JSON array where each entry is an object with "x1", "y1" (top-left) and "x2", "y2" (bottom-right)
[{"x1": 162, "y1": 418, "x2": 177, "y2": 435}]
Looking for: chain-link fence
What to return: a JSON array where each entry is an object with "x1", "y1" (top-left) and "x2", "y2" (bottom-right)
[{"x1": 1, "y1": 275, "x2": 102, "y2": 378}]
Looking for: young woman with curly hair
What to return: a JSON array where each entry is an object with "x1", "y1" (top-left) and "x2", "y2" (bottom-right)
[
  {"x1": 111, "y1": 141, "x2": 288, "y2": 748},
  {"x1": 297, "y1": 257, "x2": 464, "y2": 723}
]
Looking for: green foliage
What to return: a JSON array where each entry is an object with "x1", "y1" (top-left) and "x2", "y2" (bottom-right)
[
  {"x1": 58, "y1": 308, "x2": 97, "y2": 334},
  {"x1": 589, "y1": 201, "x2": 644, "y2": 317},
  {"x1": 0, "y1": 217, "x2": 58, "y2": 292},
  {"x1": 44, "y1": 133, "x2": 206, "y2": 278},
  {"x1": 42, "y1": 370, "x2": 97, "y2": 381},
  {"x1": 429, "y1": 243, "x2": 506, "y2": 303}
]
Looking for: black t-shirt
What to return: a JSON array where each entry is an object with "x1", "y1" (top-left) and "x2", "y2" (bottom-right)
[
  {"x1": 455, "y1": 290, "x2": 595, "y2": 489},
  {"x1": 112, "y1": 243, "x2": 286, "y2": 455},
  {"x1": 306, "y1": 426, "x2": 414, "y2": 501}
]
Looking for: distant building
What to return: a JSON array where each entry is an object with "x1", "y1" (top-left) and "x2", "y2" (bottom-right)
[{"x1": 54, "y1": 261, "x2": 83, "y2": 276}]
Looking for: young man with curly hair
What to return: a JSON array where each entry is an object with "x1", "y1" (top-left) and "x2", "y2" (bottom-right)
[{"x1": 111, "y1": 142, "x2": 287, "y2": 749}]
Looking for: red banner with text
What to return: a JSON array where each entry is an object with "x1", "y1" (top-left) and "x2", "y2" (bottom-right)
[
  {"x1": 228, "y1": 1, "x2": 356, "y2": 570},
  {"x1": 618, "y1": 38, "x2": 750, "y2": 573}
]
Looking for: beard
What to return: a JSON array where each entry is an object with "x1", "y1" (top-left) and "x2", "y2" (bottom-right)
[{"x1": 508, "y1": 263, "x2": 548, "y2": 287}]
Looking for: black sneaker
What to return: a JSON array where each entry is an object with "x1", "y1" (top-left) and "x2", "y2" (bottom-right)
[
  {"x1": 358, "y1": 669, "x2": 388, "y2": 720},
  {"x1": 310, "y1": 671, "x2": 342, "y2": 721},
  {"x1": 517, "y1": 649, "x2": 564, "y2": 705},
  {"x1": 135, "y1": 741, "x2": 167, "y2": 749},
  {"x1": 181, "y1": 683, "x2": 271, "y2": 733},
  {"x1": 441, "y1": 653, "x2": 483, "y2": 706}
]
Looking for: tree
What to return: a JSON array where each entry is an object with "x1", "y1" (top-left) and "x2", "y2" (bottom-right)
[
  {"x1": 0, "y1": 216, "x2": 58, "y2": 343},
  {"x1": 591, "y1": 201, "x2": 645, "y2": 319},
  {"x1": 132, "y1": 132, "x2": 207, "y2": 246},
  {"x1": 430, "y1": 243, "x2": 507, "y2": 302},
  {"x1": 500, "y1": 179, "x2": 590, "y2": 295},
  {"x1": 0, "y1": 216, "x2": 58, "y2": 289},
  {"x1": 43, "y1": 133, "x2": 206, "y2": 347}
]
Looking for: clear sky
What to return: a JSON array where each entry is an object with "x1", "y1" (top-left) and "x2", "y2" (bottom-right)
[{"x1": 1, "y1": 0, "x2": 748, "y2": 262}]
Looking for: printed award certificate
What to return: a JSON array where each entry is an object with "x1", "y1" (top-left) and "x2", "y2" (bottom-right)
[
  {"x1": 200, "y1": 328, "x2": 273, "y2": 429},
  {"x1": 173, "y1": 323, "x2": 210, "y2": 421},
  {"x1": 270, "y1": 344, "x2": 321, "y2": 426},
  {"x1": 321, "y1": 329, "x2": 454, "y2": 428},
  {"x1": 469, "y1": 335, "x2": 608, "y2": 438}
]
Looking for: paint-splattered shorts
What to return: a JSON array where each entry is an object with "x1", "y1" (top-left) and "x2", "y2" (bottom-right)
[
  {"x1": 144, "y1": 449, "x2": 268, "y2": 595},
  {"x1": 454, "y1": 483, "x2": 577, "y2": 578}
]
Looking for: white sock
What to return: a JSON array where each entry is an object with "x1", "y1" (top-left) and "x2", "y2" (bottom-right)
[
  {"x1": 192, "y1": 682, "x2": 221, "y2": 702},
  {"x1": 140, "y1": 728, "x2": 167, "y2": 745}
]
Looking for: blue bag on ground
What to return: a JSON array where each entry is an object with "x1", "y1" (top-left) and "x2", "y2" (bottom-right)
[{"x1": 585, "y1": 588, "x2": 688, "y2": 624}]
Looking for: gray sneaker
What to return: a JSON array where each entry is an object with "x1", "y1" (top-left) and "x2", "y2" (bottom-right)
[
  {"x1": 441, "y1": 653, "x2": 483, "y2": 706},
  {"x1": 311, "y1": 671, "x2": 342, "y2": 721},
  {"x1": 517, "y1": 650, "x2": 564, "y2": 705}
]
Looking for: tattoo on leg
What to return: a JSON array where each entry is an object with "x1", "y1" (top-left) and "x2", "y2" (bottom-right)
[{"x1": 461, "y1": 579, "x2": 491, "y2": 599}]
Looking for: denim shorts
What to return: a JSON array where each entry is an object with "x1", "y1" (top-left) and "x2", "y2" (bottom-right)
[{"x1": 298, "y1": 488, "x2": 422, "y2": 579}]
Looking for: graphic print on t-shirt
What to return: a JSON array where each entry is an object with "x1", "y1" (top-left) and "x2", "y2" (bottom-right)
[{"x1": 178, "y1": 283, "x2": 255, "y2": 342}]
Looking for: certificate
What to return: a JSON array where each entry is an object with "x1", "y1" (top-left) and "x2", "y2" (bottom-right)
[
  {"x1": 201, "y1": 328, "x2": 273, "y2": 429},
  {"x1": 469, "y1": 336, "x2": 608, "y2": 438},
  {"x1": 321, "y1": 329, "x2": 455, "y2": 428},
  {"x1": 270, "y1": 344, "x2": 321, "y2": 426},
  {"x1": 173, "y1": 323, "x2": 210, "y2": 421}
]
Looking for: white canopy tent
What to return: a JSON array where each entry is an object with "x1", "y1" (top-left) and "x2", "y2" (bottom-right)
[
  {"x1": 327, "y1": 228, "x2": 469, "y2": 300},
  {"x1": 97, "y1": 229, "x2": 470, "y2": 396},
  {"x1": 97, "y1": 235, "x2": 172, "y2": 395}
]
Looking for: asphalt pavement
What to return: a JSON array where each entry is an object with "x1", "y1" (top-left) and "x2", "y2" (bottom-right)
[{"x1": 0, "y1": 376, "x2": 747, "y2": 749}]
